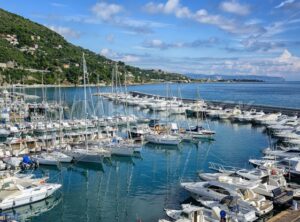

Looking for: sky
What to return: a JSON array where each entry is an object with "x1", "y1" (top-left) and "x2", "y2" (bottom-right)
[{"x1": 1, "y1": 0, "x2": 300, "y2": 80}]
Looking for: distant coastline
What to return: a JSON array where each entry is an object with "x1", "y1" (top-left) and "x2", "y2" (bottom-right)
[{"x1": 0, "y1": 79, "x2": 269, "y2": 89}]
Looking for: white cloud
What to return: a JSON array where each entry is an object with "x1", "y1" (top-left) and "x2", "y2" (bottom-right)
[
  {"x1": 122, "y1": 49, "x2": 300, "y2": 80},
  {"x1": 143, "y1": 0, "x2": 263, "y2": 35},
  {"x1": 51, "y1": 2, "x2": 66, "y2": 7},
  {"x1": 100, "y1": 48, "x2": 140, "y2": 63},
  {"x1": 277, "y1": 49, "x2": 300, "y2": 71},
  {"x1": 143, "y1": 37, "x2": 219, "y2": 50},
  {"x1": 144, "y1": 0, "x2": 192, "y2": 18},
  {"x1": 48, "y1": 25, "x2": 81, "y2": 38},
  {"x1": 122, "y1": 55, "x2": 140, "y2": 62},
  {"x1": 220, "y1": 1, "x2": 250, "y2": 16},
  {"x1": 91, "y1": 2, "x2": 123, "y2": 21},
  {"x1": 275, "y1": 0, "x2": 295, "y2": 9}
]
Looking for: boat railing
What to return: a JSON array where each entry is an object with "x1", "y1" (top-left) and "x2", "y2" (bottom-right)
[{"x1": 208, "y1": 162, "x2": 241, "y2": 173}]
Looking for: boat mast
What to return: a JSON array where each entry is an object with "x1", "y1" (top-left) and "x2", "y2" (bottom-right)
[{"x1": 83, "y1": 53, "x2": 88, "y2": 151}]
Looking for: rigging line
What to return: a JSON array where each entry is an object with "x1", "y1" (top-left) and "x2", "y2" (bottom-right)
[
  {"x1": 96, "y1": 171, "x2": 104, "y2": 221},
  {"x1": 115, "y1": 161, "x2": 120, "y2": 222},
  {"x1": 104, "y1": 166, "x2": 112, "y2": 199},
  {"x1": 180, "y1": 146, "x2": 192, "y2": 183},
  {"x1": 200, "y1": 143, "x2": 213, "y2": 171}
]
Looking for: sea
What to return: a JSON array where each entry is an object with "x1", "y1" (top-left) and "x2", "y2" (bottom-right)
[{"x1": 3, "y1": 82, "x2": 300, "y2": 222}]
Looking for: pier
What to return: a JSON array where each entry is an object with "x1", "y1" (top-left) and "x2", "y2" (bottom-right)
[{"x1": 130, "y1": 91, "x2": 300, "y2": 117}]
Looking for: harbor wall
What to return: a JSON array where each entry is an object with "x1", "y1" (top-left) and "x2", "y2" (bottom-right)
[{"x1": 130, "y1": 91, "x2": 300, "y2": 117}]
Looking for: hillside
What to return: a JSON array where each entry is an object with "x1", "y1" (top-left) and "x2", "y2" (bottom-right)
[{"x1": 0, "y1": 8, "x2": 188, "y2": 85}]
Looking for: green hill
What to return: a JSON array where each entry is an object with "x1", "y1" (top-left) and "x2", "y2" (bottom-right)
[{"x1": 0, "y1": 8, "x2": 188, "y2": 85}]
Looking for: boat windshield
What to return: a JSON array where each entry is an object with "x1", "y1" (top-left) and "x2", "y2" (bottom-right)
[{"x1": 206, "y1": 185, "x2": 230, "y2": 195}]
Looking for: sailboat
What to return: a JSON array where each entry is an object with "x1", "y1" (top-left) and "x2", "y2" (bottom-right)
[
  {"x1": 32, "y1": 73, "x2": 73, "y2": 166},
  {"x1": 145, "y1": 84, "x2": 182, "y2": 146},
  {"x1": 64, "y1": 53, "x2": 110, "y2": 163},
  {"x1": 32, "y1": 151, "x2": 73, "y2": 165},
  {"x1": 184, "y1": 88, "x2": 215, "y2": 140}
]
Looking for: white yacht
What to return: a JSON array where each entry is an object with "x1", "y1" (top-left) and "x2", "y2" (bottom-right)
[
  {"x1": 199, "y1": 197, "x2": 257, "y2": 222},
  {"x1": 0, "y1": 176, "x2": 61, "y2": 210},
  {"x1": 249, "y1": 157, "x2": 300, "y2": 176},
  {"x1": 262, "y1": 146, "x2": 300, "y2": 159},
  {"x1": 254, "y1": 113, "x2": 282, "y2": 125},
  {"x1": 198, "y1": 171, "x2": 288, "y2": 199},
  {"x1": 163, "y1": 203, "x2": 248, "y2": 222},
  {"x1": 181, "y1": 180, "x2": 273, "y2": 216}
]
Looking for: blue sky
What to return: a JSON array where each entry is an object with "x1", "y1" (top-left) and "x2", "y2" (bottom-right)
[{"x1": 1, "y1": 0, "x2": 300, "y2": 80}]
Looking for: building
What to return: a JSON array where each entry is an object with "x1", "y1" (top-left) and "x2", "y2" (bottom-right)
[{"x1": 0, "y1": 63, "x2": 7, "y2": 68}]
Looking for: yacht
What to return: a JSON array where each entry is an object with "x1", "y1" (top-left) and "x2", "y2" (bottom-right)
[
  {"x1": 181, "y1": 181, "x2": 273, "y2": 216},
  {"x1": 249, "y1": 157, "x2": 300, "y2": 176},
  {"x1": 164, "y1": 203, "x2": 245, "y2": 222},
  {"x1": 0, "y1": 176, "x2": 61, "y2": 210},
  {"x1": 262, "y1": 146, "x2": 300, "y2": 159},
  {"x1": 254, "y1": 113, "x2": 282, "y2": 125},
  {"x1": 199, "y1": 196, "x2": 257, "y2": 222},
  {"x1": 198, "y1": 171, "x2": 290, "y2": 201}
]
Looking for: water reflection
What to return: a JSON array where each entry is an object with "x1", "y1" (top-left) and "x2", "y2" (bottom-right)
[{"x1": 2, "y1": 195, "x2": 62, "y2": 222}]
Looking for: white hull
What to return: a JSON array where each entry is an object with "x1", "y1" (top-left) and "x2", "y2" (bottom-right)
[
  {"x1": 65, "y1": 149, "x2": 103, "y2": 163},
  {"x1": 145, "y1": 134, "x2": 181, "y2": 145},
  {"x1": 0, "y1": 184, "x2": 61, "y2": 210}
]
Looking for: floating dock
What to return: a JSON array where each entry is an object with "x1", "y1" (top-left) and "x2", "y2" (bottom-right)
[{"x1": 130, "y1": 91, "x2": 300, "y2": 117}]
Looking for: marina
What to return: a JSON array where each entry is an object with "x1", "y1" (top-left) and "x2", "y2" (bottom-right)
[
  {"x1": 1, "y1": 80, "x2": 300, "y2": 221},
  {"x1": 0, "y1": 1, "x2": 300, "y2": 221}
]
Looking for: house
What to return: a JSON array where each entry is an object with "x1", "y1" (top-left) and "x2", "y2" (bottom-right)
[
  {"x1": 0, "y1": 63, "x2": 7, "y2": 68},
  {"x1": 63, "y1": 64, "x2": 70, "y2": 69},
  {"x1": 6, "y1": 61, "x2": 15, "y2": 68}
]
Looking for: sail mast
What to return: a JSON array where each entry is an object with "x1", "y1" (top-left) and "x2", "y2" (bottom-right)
[{"x1": 83, "y1": 53, "x2": 88, "y2": 150}]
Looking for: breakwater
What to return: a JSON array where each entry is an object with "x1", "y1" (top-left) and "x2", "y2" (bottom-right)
[{"x1": 130, "y1": 91, "x2": 300, "y2": 117}]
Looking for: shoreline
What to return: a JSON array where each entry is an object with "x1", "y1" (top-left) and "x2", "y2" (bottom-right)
[{"x1": 0, "y1": 80, "x2": 289, "y2": 89}]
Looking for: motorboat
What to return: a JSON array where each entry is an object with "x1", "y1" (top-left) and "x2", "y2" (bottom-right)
[
  {"x1": 164, "y1": 203, "x2": 245, "y2": 222},
  {"x1": 254, "y1": 113, "x2": 282, "y2": 125},
  {"x1": 262, "y1": 146, "x2": 300, "y2": 159},
  {"x1": 249, "y1": 157, "x2": 300, "y2": 176},
  {"x1": 199, "y1": 196, "x2": 257, "y2": 222},
  {"x1": 198, "y1": 170, "x2": 289, "y2": 200},
  {"x1": 181, "y1": 180, "x2": 273, "y2": 216},
  {"x1": 0, "y1": 176, "x2": 61, "y2": 210}
]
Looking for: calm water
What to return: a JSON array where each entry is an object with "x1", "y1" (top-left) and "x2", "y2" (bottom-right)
[
  {"x1": 6, "y1": 82, "x2": 296, "y2": 221},
  {"x1": 19, "y1": 81, "x2": 300, "y2": 108},
  {"x1": 26, "y1": 120, "x2": 267, "y2": 222}
]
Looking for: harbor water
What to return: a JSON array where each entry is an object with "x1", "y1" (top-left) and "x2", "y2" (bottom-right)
[{"x1": 4, "y1": 82, "x2": 299, "y2": 221}]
